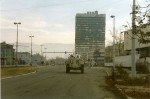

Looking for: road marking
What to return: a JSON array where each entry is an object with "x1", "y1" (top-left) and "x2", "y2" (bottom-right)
[{"x1": 1, "y1": 71, "x2": 36, "y2": 80}]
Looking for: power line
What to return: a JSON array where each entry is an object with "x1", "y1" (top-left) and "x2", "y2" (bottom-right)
[
  {"x1": 98, "y1": 0, "x2": 126, "y2": 10},
  {"x1": 1, "y1": 0, "x2": 126, "y2": 12},
  {"x1": 1, "y1": 0, "x2": 91, "y2": 12}
]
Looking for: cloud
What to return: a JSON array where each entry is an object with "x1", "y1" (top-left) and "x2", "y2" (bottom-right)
[
  {"x1": 49, "y1": 24, "x2": 64, "y2": 28},
  {"x1": 107, "y1": 8, "x2": 117, "y2": 12},
  {"x1": 32, "y1": 21, "x2": 47, "y2": 28},
  {"x1": 1, "y1": 18, "x2": 73, "y2": 44},
  {"x1": 25, "y1": 21, "x2": 64, "y2": 29},
  {"x1": 36, "y1": 31, "x2": 75, "y2": 44}
]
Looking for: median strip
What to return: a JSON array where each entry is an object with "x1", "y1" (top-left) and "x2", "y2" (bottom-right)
[
  {"x1": 1, "y1": 71, "x2": 36, "y2": 79},
  {"x1": 1, "y1": 66, "x2": 36, "y2": 79}
]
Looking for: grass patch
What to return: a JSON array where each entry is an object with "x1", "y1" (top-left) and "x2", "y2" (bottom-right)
[
  {"x1": 116, "y1": 77, "x2": 150, "y2": 87},
  {"x1": 105, "y1": 67, "x2": 150, "y2": 99},
  {"x1": 126, "y1": 91, "x2": 150, "y2": 99},
  {"x1": 1, "y1": 66, "x2": 35, "y2": 78},
  {"x1": 136, "y1": 62, "x2": 150, "y2": 74}
]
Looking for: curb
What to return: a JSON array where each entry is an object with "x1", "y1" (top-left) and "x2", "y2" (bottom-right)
[
  {"x1": 101, "y1": 68, "x2": 134, "y2": 99},
  {"x1": 103, "y1": 70, "x2": 109, "y2": 76},
  {"x1": 91, "y1": 67, "x2": 110, "y2": 76},
  {"x1": 115, "y1": 85, "x2": 135, "y2": 99},
  {"x1": 1, "y1": 71, "x2": 36, "y2": 80}
]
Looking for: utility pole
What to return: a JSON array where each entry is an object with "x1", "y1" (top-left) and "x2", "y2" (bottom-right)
[
  {"x1": 110, "y1": 15, "x2": 115, "y2": 69},
  {"x1": 40, "y1": 44, "x2": 43, "y2": 65},
  {"x1": 131, "y1": 0, "x2": 136, "y2": 78},
  {"x1": 44, "y1": 48, "x2": 47, "y2": 65},
  {"x1": 4, "y1": 43, "x2": 6, "y2": 66},
  {"x1": 29, "y1": 35, "x2": 34, "y2": 66},
  {"x1": 14, "y1": 22, "x2": 21, "y2": 66}
]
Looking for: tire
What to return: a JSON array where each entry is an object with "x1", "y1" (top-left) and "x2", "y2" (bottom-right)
[
  {"x1": 67, "y1": 67, "x2": 70, "y2": 73},
  {"x1": 81, "y1": 65, "x2": 84, "y2": 74},
  {"x1": 66, "y1": 65, "x2": 70, "y2": 73},
  {"x1": 66, "y1": 67, "x2": 68, "y2": 73}
]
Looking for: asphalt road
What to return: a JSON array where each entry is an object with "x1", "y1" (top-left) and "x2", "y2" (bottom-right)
[{"x1": 1, "y1": 65, "x2": 124, "y2": 99}]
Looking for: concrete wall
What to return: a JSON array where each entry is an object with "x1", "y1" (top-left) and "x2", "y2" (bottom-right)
[
  {"x1": 137, "y1": 57, "x2": 150, "y2": 64},
  {"x1": 114, "y1": 54, "x2": 140, "y2": 67},
  {"x1": 124, "y1": 25, "x2": 150, "y2": 51},
  {"x1": 106, "y1": 55, "x2": 150, "y2": 68},
  {"x1": 105, "y1": 63, "x2": 113, "y2": 67}
]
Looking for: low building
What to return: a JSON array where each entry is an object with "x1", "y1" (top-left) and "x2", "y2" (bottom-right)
[
  {"x1": 0, "y1": 42, "x2": 15, "y2": 66},
  {"x1": 17, "y1": 52, "x2": 30, "y2": 65},
  {"x1": 124, "y1": 23, "x2": 150, "y2": 60},
  {"x1": 105, "y1": 42, "x2": 125, "y2": 63},
  {"x1": 114, "y1": 23, "x2": 150, "y2": 67},
  {"x1": 17, "y1": 52, "x2": 44, "y2": 65}
]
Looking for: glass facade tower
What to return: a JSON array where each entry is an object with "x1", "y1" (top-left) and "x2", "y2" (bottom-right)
[{"x1": 75, "y1": 11, "x2": 106, "y2": 66}]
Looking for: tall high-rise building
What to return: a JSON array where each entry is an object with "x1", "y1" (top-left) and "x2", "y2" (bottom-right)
[{"x1": 75, "y1": 11, "x2": 106, "y2": 65}]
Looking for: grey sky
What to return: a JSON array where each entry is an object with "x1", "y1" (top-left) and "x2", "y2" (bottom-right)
[{"x1": 0, "y1": 0, "x2": 146, "y2": 45}]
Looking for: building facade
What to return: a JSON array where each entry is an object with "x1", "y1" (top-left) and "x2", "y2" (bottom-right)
[
  {"x1": 17, "y1": 52, "x2": 30, "y2": 65},
  {"x1": 75, "y1": 11, "x2": 106, "y2": 65},
  {"x1": 124, "y1": 24, "x2": 150, "y2": 58},
  {"x1": 0, "y1": 42, "x2": 15, "y2": 66},
  {"x1": 113, "y1": 23, "x2": 150, "y2": 67}
]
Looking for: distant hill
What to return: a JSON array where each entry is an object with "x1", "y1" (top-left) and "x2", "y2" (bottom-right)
[{"x1": 16, "y1": 43, "x2": 74, "y2": 59}]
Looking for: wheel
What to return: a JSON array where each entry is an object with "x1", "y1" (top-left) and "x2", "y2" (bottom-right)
[
  {"x1": 81, "y1": 68, "x2": 84, "y2": 73},
  {"x1": 81, "y1": 65, "x2": 84, "y2": 74},
  {"x1": 66, "y1": 65, "x2": 70, "y2": 73}
]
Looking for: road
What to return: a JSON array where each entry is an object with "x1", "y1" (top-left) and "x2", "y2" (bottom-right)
[{"x1": 1, "y1": 65, "x2": 124, "y2": 99}]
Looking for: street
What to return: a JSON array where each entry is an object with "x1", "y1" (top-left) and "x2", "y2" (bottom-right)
[{"x1": 2, "y1": 66, "x2": 124, "y2": 99}]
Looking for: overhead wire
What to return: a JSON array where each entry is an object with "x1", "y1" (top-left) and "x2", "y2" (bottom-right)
[
  {"x1": 98, "y1": 0, "x2": 126, "y2": 10},
  {"x1": 0, "y1": 0, "x2": 92, "y2": 12},
  {"x1": 1, "y1": 0, "x2": 126, "y2": 12}
]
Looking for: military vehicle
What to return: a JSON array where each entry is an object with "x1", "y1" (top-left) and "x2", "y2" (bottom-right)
[{"x1": 65, "y1": 55, "x2": 84, "y2": 73}]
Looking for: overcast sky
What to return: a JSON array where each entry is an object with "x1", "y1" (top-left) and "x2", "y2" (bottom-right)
[{"x1": 0, "y1": 0, "x2": 146, "y2": 45}]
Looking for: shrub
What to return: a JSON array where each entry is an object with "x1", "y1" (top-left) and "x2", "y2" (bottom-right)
[
  {"x1": 115, "y1": 66, "x2": 129, "y2": 80},
  {"x1": 136, "y1": 62, "x2": 150, "y2": 74},
  {"x1": 126, "y1": 77, "x2": 146, "y2": 86},
  {"x1": 105, "y1": 75, "x2": 116, "y2": 86}
]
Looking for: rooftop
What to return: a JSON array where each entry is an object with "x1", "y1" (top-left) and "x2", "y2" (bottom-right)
[{"x1": 76, "y1": 11, "x2": 105, "y2": 17}]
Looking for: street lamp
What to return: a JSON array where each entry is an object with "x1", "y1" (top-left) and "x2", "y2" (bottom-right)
[
  {"x1": 44, "y1": 48, "x2": 47, "y2": 65},
  {"x1": 29, "y1": 35, "x2": 34, "y2": 66},
  {"x1": 110, "y1": 15, "x2": 115, "y2": 69},
  {"x1": 14, "y1": 22, "x2": 21, "y2": 66},
  {"x1": 40, "y1": 44, "x2": 44, "y2": 65}
]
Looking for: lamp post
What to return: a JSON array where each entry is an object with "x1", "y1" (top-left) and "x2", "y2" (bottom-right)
[
  {"x1": 110, "y1": 15, "x2": 116, "y2": 81},
  {"x1": 29, "y1": 35, "x2": 34, "y2": 66},
  {"x1": 14, "y1": 22, "x2": 21, "y2": 66},
  {"x1": 110, "y1": 15, "x2": 115, "y2": 69},
  {"x1": 40, "y1": 44, "x2": 43, "y2": 65},
  {"x1": 44, "y1": 48, "x2": 47, "y2": 65}
]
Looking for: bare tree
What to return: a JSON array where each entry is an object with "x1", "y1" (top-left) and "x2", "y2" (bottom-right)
[
  {"x1": 105, "y1": 30, "x2": 125, "y2": 62},
  {"x1": 109, "y1": 29, "x2": 124, "y2": 56},
  {"x1": 125, "y1": 1, "x2": 150, "y2": 44}
]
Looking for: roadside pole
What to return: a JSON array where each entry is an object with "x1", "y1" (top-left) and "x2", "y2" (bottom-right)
[{"x1": 131, "y1": 0, "x2": 136, "y2": 78}]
